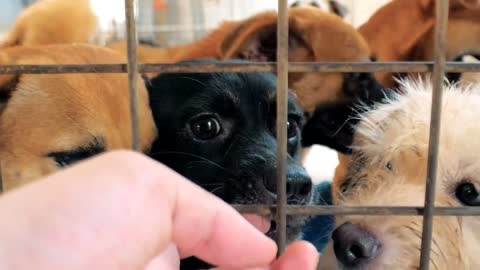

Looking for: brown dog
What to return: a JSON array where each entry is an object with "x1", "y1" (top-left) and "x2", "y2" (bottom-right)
[
  {"x1": 108, "y1": 8, "x2": 386, "y2": 173},
  {"x1": 0, "y1": 0, "x2": 98, "y2": 48},
  {"x1": 111, "y1": 7, "x2": 380, "y2": 113},
  {"x1": 359, "y1": 0, "x2": 480, "y2": 87},
  {"x1": 319, "y1": 79, "x2": 480, "y2": 270},
  {"x1": 0, "y1": 44, "x2": 157, "y2": 191}
]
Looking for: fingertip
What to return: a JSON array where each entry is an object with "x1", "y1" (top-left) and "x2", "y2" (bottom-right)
[{"x1": 272, "y1": 241, "x2": 320, "y2": 270}]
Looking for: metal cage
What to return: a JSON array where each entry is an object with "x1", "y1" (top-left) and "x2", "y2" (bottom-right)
[{"x1": 1, "y1": 0, "x2": 480, "y2": 269}]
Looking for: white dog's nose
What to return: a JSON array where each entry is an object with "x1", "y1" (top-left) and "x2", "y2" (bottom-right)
[{"x1": 332, "y1": 222, "x2": 381, "y2": 267}]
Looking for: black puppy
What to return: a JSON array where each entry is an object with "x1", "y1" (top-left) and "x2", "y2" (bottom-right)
[{"x1": 146, "y1": 60, "x2": 314, "y2": 269}]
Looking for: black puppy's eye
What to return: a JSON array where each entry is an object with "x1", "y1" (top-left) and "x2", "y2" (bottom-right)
[
  {"x1": 287, "y1": 120, "x2": 299, "y2": 139},
  {"x1": 190, "y1": 115, "x2": 222, "y2": 140},
  {"x1": 455, "y1": 182, "x2": 480, "y2": 206}
]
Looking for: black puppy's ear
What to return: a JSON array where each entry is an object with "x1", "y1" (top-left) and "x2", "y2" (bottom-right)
[
  {"x1": 0, "y1": 75, "x2": 19, "y2": 115},
  {"x1": 329, "y1": 0, "x2": 349, "y2": 18}
]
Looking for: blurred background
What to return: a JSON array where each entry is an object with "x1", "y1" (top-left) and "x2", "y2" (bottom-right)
[
  {"x1": 0, "y1": 0, "x2": 390, "y2": 46},
  {"x1": 0, "y1": 0, "x2": 391, "y2": 182}
]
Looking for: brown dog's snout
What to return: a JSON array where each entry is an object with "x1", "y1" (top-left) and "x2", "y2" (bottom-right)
[
  {"x1": 262, "y1": 165, "x2": 312, "y2": 203},
  {"x1": 332, "y1": 222, "x2": 382, "y2": 268}
]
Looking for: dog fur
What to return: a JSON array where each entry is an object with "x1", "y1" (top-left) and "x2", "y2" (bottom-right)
[
  {"x1": 447, "y1": 53, "x2": 480, "y2": 85},
  {"x1": 358, "y1": 0, "x2": 480, "y2": 88},
  {"x1": 108, "y1": 8, "x2": 381, "y2": 114},
  {"x1": 319, "y1": 79, "x2": 480, "y2": 269},
  {"x1": 0, "y1": 44, "x2": 157, "y2": 191},
  {"x1": 0, "y1": 0, "x2": 98, "y2": 48},
  {"x1": 145, "y1": 59, "x2": 314, "y2": 269},
  {"x1": 109, "y1": 8, "x2": 386, "y2": 174},
  {"x1": 107, "y1": 20, "x2": 242, "y2": 64}
]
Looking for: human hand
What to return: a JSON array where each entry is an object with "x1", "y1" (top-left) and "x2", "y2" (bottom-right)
[{"x1": 0, "y1": 150, "x2": 318, "y2": 270}]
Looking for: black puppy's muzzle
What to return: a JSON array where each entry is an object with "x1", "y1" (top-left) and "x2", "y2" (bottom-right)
[{"x1": 262, "y1": 162, "x2": 313, "y2": 204}]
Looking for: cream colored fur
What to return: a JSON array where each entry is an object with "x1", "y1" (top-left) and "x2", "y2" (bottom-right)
[{"x1": 319, "y1": 78, "x2": 480, "y2": 269}]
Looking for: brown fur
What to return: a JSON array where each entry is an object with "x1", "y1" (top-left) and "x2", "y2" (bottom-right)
[
  {"x1": 320, "y1": 80, "x2": 480, "y2": 269},
  {"x1": 358, "y1": 0, "x2": 480, "y2": 87},
  {"x1": 107, "y1": 21, "x2": 241, "y2": 64},
  {"x1": 0, "y1": 44, "x2": 157, "y2": 191},
  {"x1": 109, "y1": 7, "x2": 372, "y2": 113},
  {"x1": 0, "y1": 0, "x2": 98, "y2": 48},
  {"x1": 219, "y1": 7, "x2": 373, "y2": 112}
]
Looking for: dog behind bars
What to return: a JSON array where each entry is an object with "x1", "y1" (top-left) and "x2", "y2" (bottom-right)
[
  {"x1": 145, "y1": 59, "x2": 315, "y2": 269},
  {"x1": 317, "y1": 78, "x2": 480, "y2": 269},
  {"x1": 0, "y1": 44, "x2": 157, "y2": 190}
]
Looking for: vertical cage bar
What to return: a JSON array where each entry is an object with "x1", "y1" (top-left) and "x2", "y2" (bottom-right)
[
  {"x1": 275, "y1": 0, "x2": 289, "y2": 254},
  {"x1": 0, "y1": 162, "x2": 3, "y2": 193},
  {"x1": 419, "y1": 0, "x2": 449, "y2": 269},
  {"x1": 125, "y1": 0, "x2": 141, "y2": 151}
]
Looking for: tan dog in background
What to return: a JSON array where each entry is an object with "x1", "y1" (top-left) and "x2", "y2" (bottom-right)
[
  {"x1": 0, "y1": 0, "x2": 98, "y2": 48},
  {"x1": 359, "y1": 0, "x2": 480, "y2": 87},
  {"x1": 108, "y1": 8, "x2": 386, "y2": 172},
  {"x1": 0, "y1": 44, "x2": 157, "y2": 191},
  {"x1": 319, "y1": 79, "x2": 480, "y2": 269},
  {"x1": 107, "y1": 20, "x2": 241, "y2": 64}
]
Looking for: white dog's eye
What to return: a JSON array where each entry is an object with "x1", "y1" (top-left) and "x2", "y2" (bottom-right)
[
  {"x1": 385, "y1": 162, "x2": 393, "y2": 171},
  {"x1": 455, "y1": 182, "x2": 480, "y2": 206}
]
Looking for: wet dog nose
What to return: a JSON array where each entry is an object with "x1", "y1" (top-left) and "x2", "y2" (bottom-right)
[
  {"x1": 332, "y1": 222, "x2": 381, "y2": 267},
  {"x1": 263, "y1": 166, "x2": 312, "y2": 203}
]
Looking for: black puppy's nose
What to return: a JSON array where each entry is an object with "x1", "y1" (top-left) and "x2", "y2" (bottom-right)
[
  {"x1": 263, "y1": 167, "x2": 312, "y2": 202},
  {"x1": 332, "y1": 222, "x2": 381, "y2": 267}
]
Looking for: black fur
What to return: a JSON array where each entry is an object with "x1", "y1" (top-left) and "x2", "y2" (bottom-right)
[
  {"x1": 146, "y1": 59, "x2": 314, "y2": 270},
  {"x1": 446, "y1": 53, "x2": 480, "y2": 84},
  {"x1": 302, "y1": 71, "x2": 389, "y2": 153}
]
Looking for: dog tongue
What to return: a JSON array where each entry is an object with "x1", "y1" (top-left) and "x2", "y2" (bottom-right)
[{"x1": 243, "y1": 214, "x2": 271, "y2": 234}]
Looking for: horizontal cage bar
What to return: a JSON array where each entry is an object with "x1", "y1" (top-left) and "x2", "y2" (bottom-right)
[
  {"x1": 0, "y1": 62, "x2": 479, "y2": 74},
  {"x1": 232, "y1": 205, "x2": 480, "y2": 216}
]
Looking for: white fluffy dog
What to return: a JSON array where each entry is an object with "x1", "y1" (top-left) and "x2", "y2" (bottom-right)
[{"x1": 319, "y1": 78, "x2": 480, "y2": 270}]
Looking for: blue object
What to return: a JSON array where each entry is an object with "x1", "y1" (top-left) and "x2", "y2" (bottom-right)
[{"x1": 302, "y1": 181, "x2": 335, "y2": 252}]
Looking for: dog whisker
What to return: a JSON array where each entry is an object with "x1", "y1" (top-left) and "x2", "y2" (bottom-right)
[
  {"x1": 180, "y1": 76, "x2": 209, "y2": 88},
  {"x1": 150, "y1": 151, "x2": 227, "y2": 171}
]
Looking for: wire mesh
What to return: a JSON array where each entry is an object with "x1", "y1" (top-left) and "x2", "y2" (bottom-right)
[
  {"x1": 0, "y1": 62, "x2": 479, "y2": 74},
  {"x1": 419, "y1": 0, "x2": 449, "y2": 269},
  {"x1": 275, "y1": 0, "x2": 289, "y2": 254},
  {"x1": 125, "y1": 0, "x2": 141, "y2": 151}
]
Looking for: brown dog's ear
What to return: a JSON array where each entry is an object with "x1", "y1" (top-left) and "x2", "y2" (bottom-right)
[{"x1": 220, "y1": 12, "x2": 306, "y2": 61}]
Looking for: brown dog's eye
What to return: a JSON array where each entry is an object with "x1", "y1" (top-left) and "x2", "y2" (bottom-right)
[
  {"x1": 385, "y1": 162, "x2": 393, "y2": 171},
  {"x1": 455, "y1": 182, "x2": 480, "y2": 206},
  {"x1": 190, "y1": 115, "x2": 222, "y2": 140}
]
